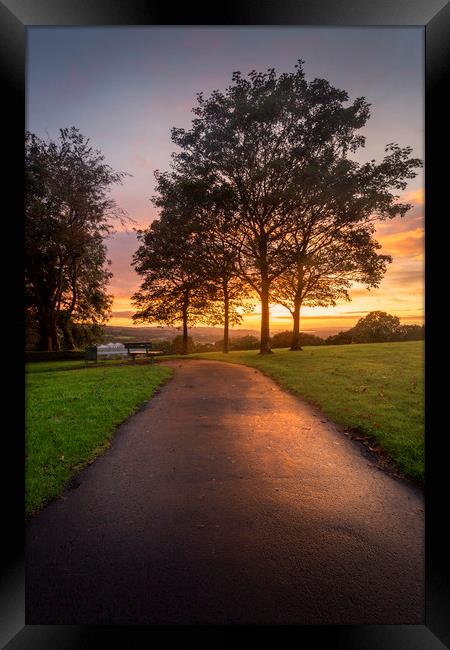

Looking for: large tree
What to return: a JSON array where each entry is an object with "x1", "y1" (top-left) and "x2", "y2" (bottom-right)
[
  {"x1": 170, "y1": 62, "x2": 422, "y2": 353},
  {"x1": 350, "y1": 311, "x2": 402, "y2": 343},
  {"x1": 25, "y1": 127, "x2": 127, "y2": 350},
  {"x1": 271, "y1": 225, "x2": 391, "y2": 350},
  {"x1": 131, "y1": 214, "x2": 215, "y2": 355},
  {"x1": 149, "y1": 171, "x2": 254, "y2": 353}
]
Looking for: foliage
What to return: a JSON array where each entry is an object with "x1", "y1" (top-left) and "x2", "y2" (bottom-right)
[
  {"x1": 271, "y1": 230, "x2": 392, "y2": 350},
  {"x1": 69, "y1": 322, "x2": 105, "y2": 348},
  {"x1": 25, "y1": 127, "x2": 128, "y2": 351},
  {"x1": 324, "y1": 312, "x2": 424, "y2": 345},
  {"x1": 170, "y1": 61, "x2": 422, "y2": 353},
  {"x1": 193, "y1": 342, "x2": 216, "y2": 353},
  {"x1": 351, "y1": 311, "x2": 401, "y2": 342},
  {"x1": 170, "y1": 334, "x2": 195, "y2": 355},
  {"x1": 395, "y1": 324, "x2": 425, "y2": 341},
  {"x1": 131, "y1": 180, "x2": 220, "y2": 354},
  {"x1": 25, "y1": 350, "x2": 86, "y2": 362},
  {"x1": 325, "y1": 330, "x2": 354, "y2": 346},
  {"x1": 133, "y1": 171, "x2": 254, "y2": 354},
  {"x1": 214, "y1": 335, "x2": 260, "y2": 351},
  {"x1": 270, "y1": 330, "x2": 324, "y2": 348}
]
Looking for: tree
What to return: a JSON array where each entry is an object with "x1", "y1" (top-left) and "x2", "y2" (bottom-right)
[
  {"x1": 325, "y1": 315, "x2": 424, "y2": 345},
  {"x1": 152, "y1": 171, "x2": 255, "y2": 353},
  {"x1": 170, "y1": 61, "x2": 422, "y2": 354},
  {"x1": 395, "y1": 324, "x2": 424, "y2": 341},
  {"x1": 350, "y1": 311, "x2": 401, "y2": 343},
  {"x1": 271, "y1": 227, "x2": 391, "y2": 350},
  {"x1": 25, "y1": 127, "x2": 127, "y2": 350},
  {"x1": 131, "y1": 216, "x2": 214, "y2": 355},
  {"x1": 57, "y1": 233, "x2": 113, "y2": 349}
]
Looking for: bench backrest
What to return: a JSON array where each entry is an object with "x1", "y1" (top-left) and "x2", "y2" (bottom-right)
[{"x1": 123, "y1": 342, "x2": 152, "y2": 350}]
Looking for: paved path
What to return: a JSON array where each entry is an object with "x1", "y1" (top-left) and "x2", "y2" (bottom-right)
[{"x1": 26, "y1": 360, "x2": 424, "y2": 624}]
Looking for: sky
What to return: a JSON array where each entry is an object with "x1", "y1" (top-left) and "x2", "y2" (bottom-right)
[{"x1": 27, "y1": 27, "x2": 424, "y2": 334}]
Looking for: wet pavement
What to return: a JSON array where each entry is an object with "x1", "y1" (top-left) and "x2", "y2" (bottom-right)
[{"x1": 26, "y1": 360, "x2": 424, "y2": 624}]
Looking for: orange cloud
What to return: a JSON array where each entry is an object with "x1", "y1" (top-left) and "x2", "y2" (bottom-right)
[
  {"x1": 403, "y1": 188, "x2": 424, "y2": 205},
  {"x1": 378, "y1": 227, "x2": 424, "y2": 259}
]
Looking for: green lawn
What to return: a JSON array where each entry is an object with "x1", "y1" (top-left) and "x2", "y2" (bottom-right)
[
  {"x1": 26, "y1": 362, "x2": 173, "y2": 517},
  {"x1": 26, "y1": 358, "x2": 133, "y2": 373},
  {"x1": 188, "y1": 341, "x2": 424, "y2": 482}
]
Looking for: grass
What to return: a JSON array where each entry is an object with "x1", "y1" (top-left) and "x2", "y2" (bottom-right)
[
  {"x1": 187, "y1": 341, "x2": 424, "y2": 483},
  {"x1": 26, "y1": 362, "x2": 173, "y2": 517},
  {"x1": 26, "y1": 358, "x2": 134, "y2": 373}
]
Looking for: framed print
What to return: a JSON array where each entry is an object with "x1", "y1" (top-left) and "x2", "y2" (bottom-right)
[{"x1": 1, "y1": 0, "x2": 449, "y2": 647}]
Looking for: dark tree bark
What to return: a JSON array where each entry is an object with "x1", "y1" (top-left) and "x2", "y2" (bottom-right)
[
  {"x1": 258, "y1": 236, "x2": 273, "y2": 354},
  {"x1": 223, "y1": 282, "x2": 229, "y2": 353},
  {"x1": 59, "y1": 315, "x2": 76, "y2": 350},
  {"x1": 260, "y1": 282, "x2": 272, "y2": 354},
  {"x1": 181, "y1": 293, "x2": 189, "y2": 355},
  {"x1": 290, "y1": 300, "x2": 303, "y2": 351},
  {"x1": 39, "y1": 313, "x2": 59, "y2": 351}
]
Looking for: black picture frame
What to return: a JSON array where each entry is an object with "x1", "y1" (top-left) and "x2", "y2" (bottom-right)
[{"x1": 1, "y1": 1, "x2": 449, "y2": 647}]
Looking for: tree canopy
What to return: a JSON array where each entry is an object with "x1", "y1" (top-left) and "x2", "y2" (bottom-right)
[
  {"x1": 167, "y1": 61, "x2": 422, "y2": 353},
  {"x1": 25, "y1": 127, "x2": 128, "y2": 350},
  {"x1": 132, "y1": 170, "x2": 253, "y2": 353}
]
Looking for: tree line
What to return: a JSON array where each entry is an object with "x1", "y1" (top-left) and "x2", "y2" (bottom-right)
[
  {"x1": 149, "y1": 311, "x2": 425, "y2": 355},
  {"x1": 25, "y1": 62, "x2": 422, "y2": 353}
]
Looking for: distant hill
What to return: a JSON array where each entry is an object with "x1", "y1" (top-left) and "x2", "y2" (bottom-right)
[
  {"x1": 101, "y1": 324, "x2": 349, "y2": 343},
  {"x1": 102, "y1": 325, "x2": 260, "y2": 344}
]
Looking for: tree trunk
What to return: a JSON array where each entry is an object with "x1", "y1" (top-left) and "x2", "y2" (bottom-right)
[
  {"x1": 59, "y1": 315, "x2": 76, "y2": 350},
  {"x1": 290, "y1": 301, "x2": 303, "y2": 351},
  {"x1": 38, "y1": 313, "x2": 59, "y2": 351},
  {"x1": 223, "y1": 283, "x2": 229, "y2": 354},
  {"x1": 258, "y1": 235, "x2": 272, "y2": 355},
  {"x1": 259, "y1": 282, "x2": 272, "y2": 354},
  {"x1": 181, "y1": 296, "x2": 189, "y2": 355}
]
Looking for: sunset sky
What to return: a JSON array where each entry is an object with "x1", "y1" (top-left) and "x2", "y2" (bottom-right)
[{"x1": 27, "y1": 27, "x2": 424, "y2": 335}]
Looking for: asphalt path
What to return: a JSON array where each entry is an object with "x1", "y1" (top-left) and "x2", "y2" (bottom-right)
[{"x1": 26, "y1": 359, "x2": 424, "y2": 624}]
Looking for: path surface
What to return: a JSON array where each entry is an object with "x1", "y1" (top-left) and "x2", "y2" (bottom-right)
[{"x1": 26, "y1": 360, "x2": 424, "y2": 624}]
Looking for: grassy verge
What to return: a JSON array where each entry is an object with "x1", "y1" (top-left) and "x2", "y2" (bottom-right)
[
  {"x1": 187, "y1": 341, "x2": 424, "y2": 482},
  {"x1": 26, "y1": 358, "x2": 137, "y2": 373},
  {"x1": 26, "y1": 362, "x2": 173, "y2": 517}
]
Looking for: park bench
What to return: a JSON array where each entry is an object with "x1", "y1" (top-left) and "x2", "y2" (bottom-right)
[
  {"x1": 84, "y1": 342, "x2": 164, "y2": 363},
  {"x1": 85, "y1": 342, "x2": 127, "y2": 362},
  {"x1": 123, "y1": 342, "x2": 164, "y2": 363}
]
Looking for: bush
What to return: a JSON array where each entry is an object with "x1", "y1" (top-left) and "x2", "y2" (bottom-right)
[
  {"x1": 271, "y1": 330, "x2": 325, "y2": 348},
  {"x1": 170, "y1": 335, "x2": 195, "y2": 354},
  {"x1": 325, "y1": 331, "x2": 354, "y2": 345},
  {"x1": 25, "y1": 350, "x2": 86, "y2": 362},
  {"x1": 194, "y1": 342, "x2": 216, "y2": 353},
  {"x1": 150, "y1": 339, "x2": 172, "y2": 354},
  {"x1": 325, "y1": 315, "x2": 425, "y2": 345},
  {"x1": 270, "y1": 330, "x2": 292, "y2": 348}
]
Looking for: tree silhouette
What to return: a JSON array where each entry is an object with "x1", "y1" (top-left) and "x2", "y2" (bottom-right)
[
  {"x1": 25, "y1": 127, "x2": 127, "y2": 350},
  {"x1": 170, "y1": 62, "x2": 422, "y2": 353},
  {"x1": 131, "y1": 216, "x2": 214, "y2": 356},
  {"x1": 272, "y1": 226, "x2": 391, "y2": 350},
  {"x1": 138, "y1": 171, "x2": 254, "y2": 353}
]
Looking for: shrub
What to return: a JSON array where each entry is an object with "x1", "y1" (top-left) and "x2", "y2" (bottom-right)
[
  {"x1": 25, "y1": 350, "x2": 86, "y2": 362},
  {"x1": 271, "y1": 330, "x2": 325, "y2": 347},
  {"x1": 170, "y1": 335, "x2": 195, "y2": 354}
]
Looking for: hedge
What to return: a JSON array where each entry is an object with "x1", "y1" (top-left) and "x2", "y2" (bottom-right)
[{"x1": 25, "y1": 350, "x2": 86, "y2": 362}]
